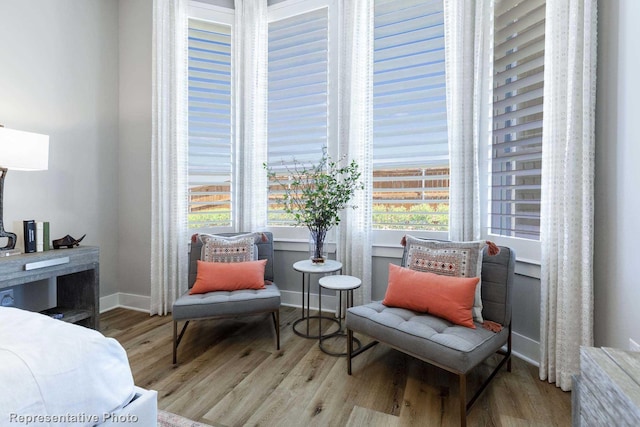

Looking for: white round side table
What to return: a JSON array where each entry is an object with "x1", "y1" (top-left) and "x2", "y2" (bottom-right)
[
  {"x1": 292, "y1": 259, "x2": 342, "y2": 339},
  {"x1": 318, "y1": 274, "x2": 362, "y2": 356}
]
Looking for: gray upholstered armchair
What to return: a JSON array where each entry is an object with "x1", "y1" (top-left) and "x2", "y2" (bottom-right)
[
  {"x1": 346, "y1": 243, "x2": 515, "y2": 427},
  {"x1": 172, "y1": 232, "x2": 281, "y2": 364}
]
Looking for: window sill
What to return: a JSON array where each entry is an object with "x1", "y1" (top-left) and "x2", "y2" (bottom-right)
[{"x1": 272, "y1": 239, "x2": 541, "y2": 278}]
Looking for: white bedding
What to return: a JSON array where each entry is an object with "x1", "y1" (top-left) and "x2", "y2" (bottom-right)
[{"x1": 0, "y1": 307, "x2": 135, "y2": 426}]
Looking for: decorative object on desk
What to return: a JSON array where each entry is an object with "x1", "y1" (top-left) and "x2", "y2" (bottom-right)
[
  {"x1": 0, "y1": 125, "x2": 49, "y2": 251},
  {"x1": 52, "y1": 233, "x2": 86, "y2": 249},
  {"x1": 0, "y1": 249, "x2": 20, "y2": 257},
  {"x1": 23, "y1": 220, "x2": 36, "y2": 253},
  {"x1": 36, "y1": 221, "x2": 44, "y2": 252},
  {"x1": 264, "y1": 149, "x2": 362, "y2": 264},
  {"x1": 43, "y1": 221, "x2": 50, "y2": 251}
]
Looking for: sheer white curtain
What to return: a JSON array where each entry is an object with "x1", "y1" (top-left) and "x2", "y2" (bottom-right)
[
  {"x1": 443, "y1": 0, "x2": 491, "y2": 241},
  {"x1": 338, "y1": 0, "x2": 373, "y2": 306},
  {"x1": 234, "y1": 0, "x2": 268, "y2": 232},
  {"x1": 150, "y1": 0, "x2": 189, "y2": 315},
  {"x1": 539, "y1": 0, "x2": 597, "y2": 392}
]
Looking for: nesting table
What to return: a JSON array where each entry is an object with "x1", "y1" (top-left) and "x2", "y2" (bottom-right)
[
  {"x1": 292, "y1": 259, "x2": 342, "y2": 339},
  {"x1": 318, "y1": 274, "x2": 362, "y2": 357}
]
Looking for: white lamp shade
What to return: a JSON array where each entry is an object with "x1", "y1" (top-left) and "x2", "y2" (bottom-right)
[{"x1": 0, "y1": 127, "x2": 49, "y2": 171}]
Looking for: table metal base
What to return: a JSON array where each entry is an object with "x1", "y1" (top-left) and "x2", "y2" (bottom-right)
[
  {"x1": 293, "y1": 315, "x2": 340, "y2": 339},
  {"x1": 319, "y1": 332, "x2": 362, "y2": 357},
  {"x1": 317, "y1": 282, "x2": 361, "y2": 356},
  {"x1": 292, "y1": 259, "x2": 342, "y2": 339}
]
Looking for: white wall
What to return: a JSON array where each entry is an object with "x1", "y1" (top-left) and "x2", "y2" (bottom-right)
[
  {"x1": 0, "y1": 0, "x2": 120, "y2": 297},
  {"x1": 594, "y1": 0, "x2": 640, "y2": 349},
  {"x1": 118, "y1": 0, "x2": 154, "y2": 301}
]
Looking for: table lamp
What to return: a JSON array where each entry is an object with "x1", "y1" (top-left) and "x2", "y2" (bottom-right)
[{"x1": 0, "y1": 126, "x2": 49, "y2": 250}]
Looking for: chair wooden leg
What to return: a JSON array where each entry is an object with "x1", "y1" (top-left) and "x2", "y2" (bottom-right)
[
  {"x1": 173, "y1": 320, "x2": 178, "y2": 365},
  {"x1": 272, "y1": 310, "x2": 280, "y2": 350},
  {"x1": 466, "y1": 333, "x2": 512, "y2": 418},
  {"x1": 459, "y1": 374, "x2": 467, "y2": 427},
  {"x1": 173, "y1": 320, "x2": 190, "y2": 365},
  {"x1": 507, "y1": 324, "x2": 513, "y2": 372},
  {"x1": 347, "y1": 328, "x2": 353, "y2": 375}
]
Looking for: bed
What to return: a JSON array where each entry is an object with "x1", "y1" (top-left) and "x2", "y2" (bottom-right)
[{"x1": 0, "y1": 307, "x2": 157, "y2": 426}]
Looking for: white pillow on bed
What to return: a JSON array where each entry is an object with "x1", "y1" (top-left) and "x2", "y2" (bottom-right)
[{"x1": 0, "y1": 307, "x2": 135, "y2": 427}]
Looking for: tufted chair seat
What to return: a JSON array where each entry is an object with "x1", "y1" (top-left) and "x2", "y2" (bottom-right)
[
  {"x1": 173, "y1": 285, "x2": 281, "y2": 321},
  {"x1": 347, "y1": 302, "x2": 510, "y2": 374}
]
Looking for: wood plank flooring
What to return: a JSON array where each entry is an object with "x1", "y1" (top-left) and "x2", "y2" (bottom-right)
[{"x1": 100, "y1": 307, "x2": 571, "y2": 427}]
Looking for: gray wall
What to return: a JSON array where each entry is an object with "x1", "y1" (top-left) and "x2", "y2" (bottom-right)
[
  {"x1": 594, "y1": 0, "x2": 640, "y2": 349},
  {"x1": 118, "y1": 0, "x2": 153, "y2": 300},
  {"x1": 0, "y1": 0, "x2": 120, "y2": 297}
]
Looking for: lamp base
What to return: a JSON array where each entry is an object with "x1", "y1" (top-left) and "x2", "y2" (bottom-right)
[
  {"x1": 0, "y1": 228, "x2": 16, "y2": 251},
  {"x1": 0, "y1": 167, "x2": 16, "y2": 250}
]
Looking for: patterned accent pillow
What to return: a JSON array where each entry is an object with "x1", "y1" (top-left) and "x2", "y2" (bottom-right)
[
  {"x1": 198, "y1": 233, "x2": 262, "y2": 263},
  {"x1": 402, "y1": 235, "x2": 486, "y2": 323}
]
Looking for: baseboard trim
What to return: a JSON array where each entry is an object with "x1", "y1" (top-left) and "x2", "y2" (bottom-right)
[
  {"x1": 100, "y1": 293, "x2": 119, "y2": 312},
  {"x1": 100, "y1": 292, "x2": 150, "y2": 314},
  {"x1": 280, "y1": 289, "x2": 337, "y2": 313},
  {"x1": 512, "y1": 331, "x2": 540, "y2": 367}
]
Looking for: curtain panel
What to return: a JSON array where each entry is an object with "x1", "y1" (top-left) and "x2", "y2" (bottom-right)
[
  {"x1": 539, "y1": 0, "x2": 597, "y2": 391},
  {"x1": 338, "y1": 0, "x2": 374, "y2": 307},
  {"x1": 443, "y1": 0, "x2": 492, "y2": 241},
  {"x1": 234, "y1": 0, "x2": 269, "y2": 232},
  {"x1": 150, "y1": 0, "x2": 189, "y2": 315}
]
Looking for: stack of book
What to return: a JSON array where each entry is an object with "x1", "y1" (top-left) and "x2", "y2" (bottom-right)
[{"x1": 22, "y1": 220, "x2": 51, "y2": 253}]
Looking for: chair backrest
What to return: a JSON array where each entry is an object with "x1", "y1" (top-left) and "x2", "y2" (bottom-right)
[
  {"x1": 480, "y1": 245, "x2": 515, "y2": 327},
  {"x1": 188, "y1": 232, "x2": 275, "y2": 288}
]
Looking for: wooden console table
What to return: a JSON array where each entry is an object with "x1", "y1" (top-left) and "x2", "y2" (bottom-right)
[
  {"x1": 573, "y1": 346, "x2": 640, "y2": 426},
  {"x1": 0, "y1": 246, "x2": 99, "y2": 329}
]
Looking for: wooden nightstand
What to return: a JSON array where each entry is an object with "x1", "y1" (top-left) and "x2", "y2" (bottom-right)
[{"x1": 0, "y1": 246, "x2": 99, "y2": 329}]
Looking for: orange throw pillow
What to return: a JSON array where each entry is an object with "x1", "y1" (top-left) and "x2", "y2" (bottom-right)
[
  {"x1": 382, "y1": 263, "x2": 479, "y2": 328},
  {"x1": 190, "y1": 259, "x2": 267, "y2": 294}
]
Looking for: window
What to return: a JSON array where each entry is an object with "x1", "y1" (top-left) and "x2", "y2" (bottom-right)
[
  {"x1": 266, "y1": 4, "x2": 331, "y2": 227},
  {"x1": 187, "y1": 15, "x2": 233, "y2": 229},
  {"x1": 491, "y1": 0, "x2": 545, "y2": 240},
  {"x1": 186, "y1": 1, "x2": 544, "y2": 262},
  {"x1": 372, "y1": 0, "x2": 448, "y2": 231}
]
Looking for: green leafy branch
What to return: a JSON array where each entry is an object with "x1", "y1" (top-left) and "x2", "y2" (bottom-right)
[{"x1": 264, "y1": 150, "x2": 363, "y2": 236}]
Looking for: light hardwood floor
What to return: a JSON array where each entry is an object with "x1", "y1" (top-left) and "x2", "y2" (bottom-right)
[{"x1": 101, "y1": 307, "x2": 571, "y2": 427}]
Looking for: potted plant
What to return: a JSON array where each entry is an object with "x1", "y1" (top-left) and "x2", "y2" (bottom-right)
[{"x1": 264, "y1": 151, "x2": 363, "y2": 263}]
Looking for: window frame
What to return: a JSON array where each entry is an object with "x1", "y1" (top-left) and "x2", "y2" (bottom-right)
[
  {"x1": 370, "y1": 0, "x2": 450, "y2": 248},
  {"x1": 187, "y1": 1, "x2": 235, "y2": 235},
  {"x1": 185, "y1": 0, "x2": 543, "y2": 270},
  {"x1": 484, "y1": 0, "x2": 543, "y2": 269},
  {"x1": 265, "y1": 0, "x2": 339, "y2": 243}
]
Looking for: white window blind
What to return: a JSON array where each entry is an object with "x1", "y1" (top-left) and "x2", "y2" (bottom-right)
[
  {"x1": 267, "y1": 8, "x2": 329, "y2": 226},
  {"x1": 491, "y1": 0, "x2": 545, "y2": 240},
  {"x1": 373, "y1": 0, "x2": 448, "y2": 231},
  {"x1": 187, "y1": 18, "x2": 232, "y2": 228}
]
